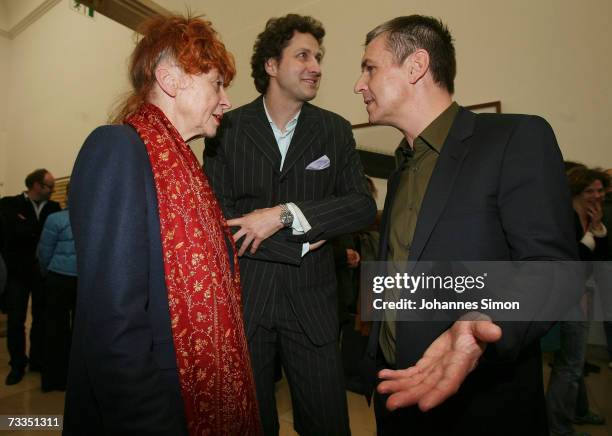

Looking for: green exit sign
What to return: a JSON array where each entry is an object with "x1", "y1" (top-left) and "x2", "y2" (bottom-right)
[{"x1": 70, "y1": 1, "x2": 95, "y2": 19}]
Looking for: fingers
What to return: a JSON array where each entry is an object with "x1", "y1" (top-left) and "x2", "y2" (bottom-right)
[
  {"x1": 309, "y1": 240, "x2": 326, "y2": 251},
  {"x1": 238, "y1": 235, "x2": 254, "y2": 257},
  {"x1": 380, "y1": 359, "x2": 465, "y2": 412},
  {"x1": 383, "y1": 368, "x2": 440, "y2": 411},
  {"x1": 250, "y1": 238, "x2": 262, "y2": 254},
  {"x1": 378, "y1": 367, "x2": 421, "y2": 380},
  {"x1": 385, "y1": 385, "x2": 427, "y2": 411},
  {"x1": 473, "y1": 320, "x2": 502, "y2": 343},
  {"x1": 377, "y1": 365, "x2": 430, "y2": 395},
  {"x1": 417, "y1": 382, "x2": 459, "y2": 411},
  {"x1": 227, "y1": 218, "x2": 243, "y2": 227},
  {"x1": 232, "y1": 228, "x2": 246, "y2": 243}
]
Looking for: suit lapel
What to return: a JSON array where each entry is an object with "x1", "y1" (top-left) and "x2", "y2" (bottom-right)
[
  {"x1": 242, "y1": 97, "x2": 282, "y2": 174},
  {"x1": 409, "y1": 108, "x2": 476, "y2": 261},
  {"x1": 280, "y1": 103, "x2": 318, "y2": 177},
  {"x1": 18, "y1": 194, "x2": 37, "y2": 222}
]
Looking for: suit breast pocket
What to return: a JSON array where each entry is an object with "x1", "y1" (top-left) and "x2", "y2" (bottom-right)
[{"x1": 300, "y1": 166, "x2": 334, "y2": 199}]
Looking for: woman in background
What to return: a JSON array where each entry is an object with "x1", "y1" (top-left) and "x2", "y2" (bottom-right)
[
  {"x1": 547, "y1": 167, "x2": 609, "y2": 436},
  {"x1": 64, "y1": 15, "x2": 260, "y2": 435}
]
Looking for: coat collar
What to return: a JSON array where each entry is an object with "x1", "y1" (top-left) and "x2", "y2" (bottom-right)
[
  {"x1": 408, "y1": 107, "x2": 476, "y2": 260},
  {"x1": 242, "y1": 96, "x2": 320, "y2": 176},
  {"x1": 281, "y1": 102, "x2": 318, "y2": 177},
  {"x1": 242, "y1": 96, "x2": 282, "y2": 174}
]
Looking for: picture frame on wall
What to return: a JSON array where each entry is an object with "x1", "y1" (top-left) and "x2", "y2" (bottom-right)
[{"x1": 465, "y1": 100, "x2": 502, "y2": 114}]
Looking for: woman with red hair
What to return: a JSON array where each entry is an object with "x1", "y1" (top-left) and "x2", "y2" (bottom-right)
[{"x1": 63, "y1": 15, "x2": 261, "y2": 435}]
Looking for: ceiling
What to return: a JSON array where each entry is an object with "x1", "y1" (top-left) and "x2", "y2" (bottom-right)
[
  {"x1": 0, "y1": 0, "x2": 172, "y2": 38},
  {"x1": 0, "y1": 0, "x2": 61, "y2": 39}
]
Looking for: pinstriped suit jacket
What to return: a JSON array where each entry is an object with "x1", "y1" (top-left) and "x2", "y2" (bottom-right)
[{"x1": 204, "y1": 96, "x2": 376, "y2": 345}]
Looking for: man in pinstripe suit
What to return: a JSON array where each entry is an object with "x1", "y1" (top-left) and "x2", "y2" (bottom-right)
[{"x1": 204, "y1": 14, "x2": 376, "y2": 436}]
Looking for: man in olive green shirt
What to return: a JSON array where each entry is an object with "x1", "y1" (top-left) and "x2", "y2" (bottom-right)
[
  {"x1": 381, "y1": 102, "x2": 459, "y2": 367},
  {"x1": 354, "y1": 15, "x2": 576, "y2": 436}
]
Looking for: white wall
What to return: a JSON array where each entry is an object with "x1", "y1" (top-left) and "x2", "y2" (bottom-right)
[
  {"x1": 2, "y1": 0, "x2": 612, "y2": 193},
  {"x1": 159, "y1": 0, "x2": 612, "y2": 168},
  {"x1": 0, "y1": 35, "x2": 9, "y2": 196},
  {"x1": 3, "y1": 2, "x2": 132, "y2": 193}
]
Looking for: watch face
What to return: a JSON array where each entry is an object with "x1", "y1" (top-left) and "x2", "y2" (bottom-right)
[
  {"x1": 280, "y1": 206, "x2": 293, "y2": 227},
  {"x1": 281, "y1": 213, "x2": 292, "y2": 226}
]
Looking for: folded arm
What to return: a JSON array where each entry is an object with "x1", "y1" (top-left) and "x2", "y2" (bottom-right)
[{"x1": 204, "y1": 135, "x2": 304, "y2": 264}]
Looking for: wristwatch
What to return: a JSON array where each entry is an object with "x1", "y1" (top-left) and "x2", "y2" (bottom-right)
[{"x1": 279, "y1": 203, "x2": 294, "y2": 227}]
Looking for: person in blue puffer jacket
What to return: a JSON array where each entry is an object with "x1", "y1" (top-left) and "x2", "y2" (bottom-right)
[{"x1": 37, "y1": 190, "x2": 76, "y2": 392}]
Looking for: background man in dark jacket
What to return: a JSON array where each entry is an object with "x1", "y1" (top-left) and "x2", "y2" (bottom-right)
[{"x1": 0, "y1": 168, "x2": 60, "y2": 385}]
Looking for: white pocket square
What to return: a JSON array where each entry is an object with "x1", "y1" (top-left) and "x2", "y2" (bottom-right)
[{"x1": 306, "y1": 155, "x2": 330, "y2": 170}]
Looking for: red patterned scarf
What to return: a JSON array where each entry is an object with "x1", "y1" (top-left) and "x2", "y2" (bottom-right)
[{"x1": 127, "y1": 103, "x2": 261, "y2": 436}]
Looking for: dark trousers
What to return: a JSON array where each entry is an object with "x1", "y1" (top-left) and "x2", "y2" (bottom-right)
[
  {"x1": 340, "y1": 315, "x2": 368, "y2": 394},
  {"x1": 605, "y1": 321, "x2": 612, "y2": 359},
  {"x1": 248, "y1": 289, "x2": 350, "y2": 436},
  {"x1": 546, "y1": 321, "x2": 590, "y2": 435},
  {"x1": 5, "y1": 270, "x2": 43, "y2": 371},
  {"x1": 42, "y1": 271, "x2": 77, "y2": 390}
]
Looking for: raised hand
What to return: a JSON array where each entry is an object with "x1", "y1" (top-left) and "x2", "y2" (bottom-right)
[{"x1": 377, "y1": 318, "x2": 502, "y2": 412}]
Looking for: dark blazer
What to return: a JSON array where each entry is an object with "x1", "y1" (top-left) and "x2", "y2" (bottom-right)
[
  {"x1": 63, "y1": 125, "x2": 186, "y2": 436},
  {"x1": 364, "y1": 108, "x2": 578, "y2": 435},
  {"x1": 205, "y1": 96, "x2": 376, "y2": 345},
  {"x1": 0, "y1": 193, "x2": 60, "y2": 275},
  {"x1": 0, "y1": 253, "x2": 6, "y2": 295}
]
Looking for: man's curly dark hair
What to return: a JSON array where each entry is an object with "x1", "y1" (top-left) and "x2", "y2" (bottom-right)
[{"x1": 251, "y1": 14, "x2": 325, "y2": 94}]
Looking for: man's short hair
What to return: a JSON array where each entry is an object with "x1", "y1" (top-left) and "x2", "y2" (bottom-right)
[
  {"x1": 251, "y1": 14, "x2": 325, "y2": 94},
  {"x1": 366, "y1": 15, "x2": 456, "y2": 93},
  {"x1": 25, "y1": 168, "x2": 49, "y2": 189}
]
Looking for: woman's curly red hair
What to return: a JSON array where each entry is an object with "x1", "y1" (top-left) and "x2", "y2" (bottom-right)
[{"x1": 113, "y1": 14, "x2": 235, "y2": 123}]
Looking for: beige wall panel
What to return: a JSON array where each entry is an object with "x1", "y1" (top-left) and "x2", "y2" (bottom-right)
[
  {"x1": 0, "y1": 1, "x2": 8, "y2": 31},
  {"x1": 4, "y1": 2, "x2": 132, "y2": 193},
  {"x1": 0, "y1": 36, "x2": 8, "y2": 196},
  {"x1": 3, "y1": 0, "x2": 611, "y2": 193},
  {"x1": 2, "y1": 0, "x2": 44, "y2": 30},
  {"x1": 158, "y1": 0, "x2": 612, "y2": 169}
]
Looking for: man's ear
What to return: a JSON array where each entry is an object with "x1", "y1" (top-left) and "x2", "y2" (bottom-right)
[
  {"x1": 264, "y1": 58, "x2": 278, "y2": 78},
  {"x1": 154, "y1": 64, "x2": 180, "y2": 97},
  {"x1": 404, "y1": 49, "x2": 429, "y2": 85}
]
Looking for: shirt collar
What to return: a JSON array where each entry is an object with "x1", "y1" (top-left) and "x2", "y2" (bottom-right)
[
  {"x1": 417, "y1": 101, "x2": 459, "y2": 153},
  {"x1": 24, "y1": 192, "x2": 47, "y2": 218},
  {"x1": 263, "y1": 97, "x2": 300, "y2": 135}
]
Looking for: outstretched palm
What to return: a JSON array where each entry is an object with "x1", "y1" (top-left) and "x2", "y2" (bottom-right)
[{"x1": 377, "y1": 319, "x2": 502, "y2": 412}]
